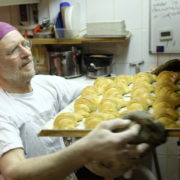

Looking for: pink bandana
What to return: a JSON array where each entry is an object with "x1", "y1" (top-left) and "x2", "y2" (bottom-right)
[{"x1": 0, "y1": 22, "x2": 16, "y2": 40}]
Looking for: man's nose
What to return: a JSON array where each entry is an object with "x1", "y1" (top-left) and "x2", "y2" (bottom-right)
[{"x1": 19, "y1": 45, "x2": 32, "y2": 57}]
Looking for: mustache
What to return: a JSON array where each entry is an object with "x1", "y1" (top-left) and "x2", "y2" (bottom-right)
[{"x1": 20, "y1": 56, "x2": 34, "y2": 67}]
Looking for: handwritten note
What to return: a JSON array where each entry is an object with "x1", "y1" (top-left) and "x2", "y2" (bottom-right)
[{"x1": 152, "y1": 0, "x2": 180, "y2": 19}]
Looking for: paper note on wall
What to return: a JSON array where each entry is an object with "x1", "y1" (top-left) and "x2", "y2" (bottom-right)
[{"x1": 150, "y1": 0, "x2": 180, "y2": 53}]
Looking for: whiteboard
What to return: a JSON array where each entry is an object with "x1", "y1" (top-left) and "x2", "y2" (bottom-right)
[{"x1": 150, "y1": 0, "x2": 180, "y2": 53}]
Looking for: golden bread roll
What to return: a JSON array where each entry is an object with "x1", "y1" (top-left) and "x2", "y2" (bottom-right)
[
  {"x1": 114, "y1": 98, "x2": 127, "y2": 109},
  {"x1": 54, "y1": 112, "x2": 80, "y2": 129},
  {"x1": 134, "y1": 72, "x2": 156, "y2": 83},
  {"x1": 157, "y1": 117, "x2": 175, "y2": 127},
  {"x1": 155, "y1": 86, "x2": 175, "y2": 97},
  {"x1": 153, "y1": 93, "x2": 180, "y2": 107},
  {"x1": 126, "y1": 103, "x2": 144, "y2": 111},
  {"x1": 81, "y1": 85, "x2": 99, "y2": 97},
  {"x1": 103, "y1": 82, "x2": 129, "y2": 95},
  {"x1": 153, "y1": 108, "x2": 178, "y2": 121},
  {"x1": 157, "y1": 71, "x2": 179, "y2": 83},
  {"x1": 93, "y1": 78, "x2": 113, "y2": 94},
  {"x1": 85, "y1": 112, "x2": 118, "y2": 129},
  {"x1": 103, "y1": 88, "x2": 123, "y2": 99},
  {"x1": 153, "y1": 101, "x2": 172, "y2": 110},
  {"x1": 169, "y1": 92, "x2": 180, "y2": 106},
  {"x1": 114, "y1": 75, "x2": 134, "y2": 85},
  {"x1": 81, "y1": 86, "x2": 100, "y2": 104},
  {"x1": 74, "y1": 109, "x2": 90, "y2": 118},
  {"x1": 152, "y1": 74, "x2": 157, "y2": 82},
  {"x1": 132, "y1": 82, "x2": 154, "y2": 92},
  {"x1": 153, "y1": 96, "x2": 175, "y2": 108},
  {"x1": 98, "y1": 98, "x2": 118, "y2": 112},
  {"x1": 133, "y1": 77, "x2": 151, "y2": 84},
  {"x1": 128, "y1": 98, "x2": 148, "y2": 110},
  {"x1": 156, "y1": 82, "x2": 179, "y2": 91},
  {"x1": 74, "y1": 96, "x2": 97, "y2": 112},
  {"x1": 132, "y1": 96, "x2": 154, "y2": 108},
  {"x1": 99, "y1": 96, "x2": 127, "y2": 111},
  {"x1": 132, "y1": 93, "x2": 155, "y2": 102},
  {"x1": 131, "y1": 87, "x2": 151, "y2": 98}
]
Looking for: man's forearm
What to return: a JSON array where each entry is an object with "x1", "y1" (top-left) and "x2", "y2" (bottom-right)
[{"x1": 2, "y1": 142, "x2": 87, "y2": 180}]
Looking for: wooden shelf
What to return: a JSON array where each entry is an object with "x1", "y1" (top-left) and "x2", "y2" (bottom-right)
[
  {"x1": 82, "y1": 37, "x2": 129, "y2": 43},
  {"x1": 31, "y1": 37, "x2": 129, "y2": 45},
  {"x1": 31, "y1": 38, "x2": 82, "y2": 45}
]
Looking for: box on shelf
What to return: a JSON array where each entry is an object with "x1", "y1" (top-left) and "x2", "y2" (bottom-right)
[{"x1": 86, "y1": 20, "x2": 127, "y2": 37}]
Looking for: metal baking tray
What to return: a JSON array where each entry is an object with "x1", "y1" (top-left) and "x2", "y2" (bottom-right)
[
  {"x1": 38, "y1": 128, "x2": 180, "y2": 137},
  {"x1": 38, "y1": 98, "x2": 180, "y2": 137},
  {"x1": 39, "y1": 73, "x2": 180, "y2": 137}
]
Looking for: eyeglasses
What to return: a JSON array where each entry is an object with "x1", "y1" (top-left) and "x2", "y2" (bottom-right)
[{"x1": 0, "y1": 39, "x2": 32, "y2": 58}]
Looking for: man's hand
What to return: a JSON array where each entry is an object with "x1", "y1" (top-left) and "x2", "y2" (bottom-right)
[
  {"x1": 73, "y1": 118, "x2": 149, "y2": 178},
  {"x1": 75, "y1": 118, "x2": 149, "y2": 163}
]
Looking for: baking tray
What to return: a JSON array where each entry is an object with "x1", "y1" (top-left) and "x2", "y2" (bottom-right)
[
  {"x1": 38, "y1": 127, "x2": 180, "y2": 137},
  {"x1": 39, "y1": 72, "x2": 180, "y2": 137},
  {"x1": 38, "y1": 98, "x2": 180, "y2": 137}
]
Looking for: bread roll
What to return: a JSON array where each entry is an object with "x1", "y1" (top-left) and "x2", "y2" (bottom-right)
[
  {"x1": 114, "y1": 75, "x2": 133, "y2": 85},
  {"x1": 153, "y1": 108, "x2": 178, "y2": 121},
  {"x1": 134, "y1": 72, "x2": 156, "y2": 83},
  {"x1": 157, "y1": 117, "x2": 175, "y2": 126},
  {"x1": 81, "y1": 85, "x2": 99, "y2": 98},
  {"x1": 131, "y1": 87, "x2": 151, "y2": 98},
  {"x1": 54, "y1": 112, "x2": 80, "y2": 129},
  {"x1": 74, "y1": 96, "x2": 98, "y2": 118},
  {"x1": 94, "y1": 78, "x2": 113, "y2": 94},
  {"x1": 85, "y1": 112, "x2": 118, "y2": 129},
  {"x1": 132, "y1": 82, "x2": 154, "y2": 92},
  {"x1": 98, "y1": 98, "x2": 118, "y2": 112},
  {"x1": 157, "y1": 71, "x2": 179, "y2": 83},
  {"x1": 126, "y1": 103, "x2": 144, "y2": 111},
  {"x1": 103, "y1": 83, "x2": 129, "y2": 95}
]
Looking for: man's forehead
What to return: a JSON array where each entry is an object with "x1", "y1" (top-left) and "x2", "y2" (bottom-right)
[
  {"x1": 0, "y1": 31, "x2": 22, "y2": 52},
  {"x1": 0, "y1": 22, "x2": 16, "y2": 40}
]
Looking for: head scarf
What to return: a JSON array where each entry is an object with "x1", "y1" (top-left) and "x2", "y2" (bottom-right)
[{"x1": 0, "y1": 22, "x2": 16, "y2": 40}]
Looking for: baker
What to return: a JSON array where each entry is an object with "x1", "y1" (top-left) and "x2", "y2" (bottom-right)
[{"x1": 0, "y1": 22, "x2": 148, "y2": 180}]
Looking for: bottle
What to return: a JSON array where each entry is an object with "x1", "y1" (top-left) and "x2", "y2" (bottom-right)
[{"x1": 55, "y1": 2, "x2": 70, "y2": 37}]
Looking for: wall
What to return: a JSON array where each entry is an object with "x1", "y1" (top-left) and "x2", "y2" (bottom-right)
[
  {"x1": 84, "y1": 0, "x2": 180, "y2": 74},
  {"x1": 45, "y1": 0, "x2": 180, "y2": 74}
]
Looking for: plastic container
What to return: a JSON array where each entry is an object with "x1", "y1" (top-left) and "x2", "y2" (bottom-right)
[
  {"x1": 54, "y1": 28, "x2": 75, "y2": 38},
  {"x1": 34, "y1": 31, "x2": 54, "y2": 38}
]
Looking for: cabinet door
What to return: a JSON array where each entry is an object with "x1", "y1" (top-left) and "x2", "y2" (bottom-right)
[{"x1": 0, "y1": 0, "x2": 39, "y2": 7}]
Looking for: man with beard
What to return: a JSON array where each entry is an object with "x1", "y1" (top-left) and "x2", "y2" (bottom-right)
[{"x1": 0, "y1": 22, "x2": 148, "y2": 180}]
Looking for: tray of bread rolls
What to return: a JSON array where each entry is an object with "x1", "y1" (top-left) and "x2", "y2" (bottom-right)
[{"x1": 39, "y1": 70, "x2": 180, "y2": 137}]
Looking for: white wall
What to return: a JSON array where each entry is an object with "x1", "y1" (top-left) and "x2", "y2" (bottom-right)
[{"x1": 45, "y1": 0, "x2": 180, "y2": 75}]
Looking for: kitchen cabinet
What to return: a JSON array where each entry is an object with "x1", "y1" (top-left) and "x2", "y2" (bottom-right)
[{"x1": 0, "y1": 0, "x2": 39, "y2": 7}]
